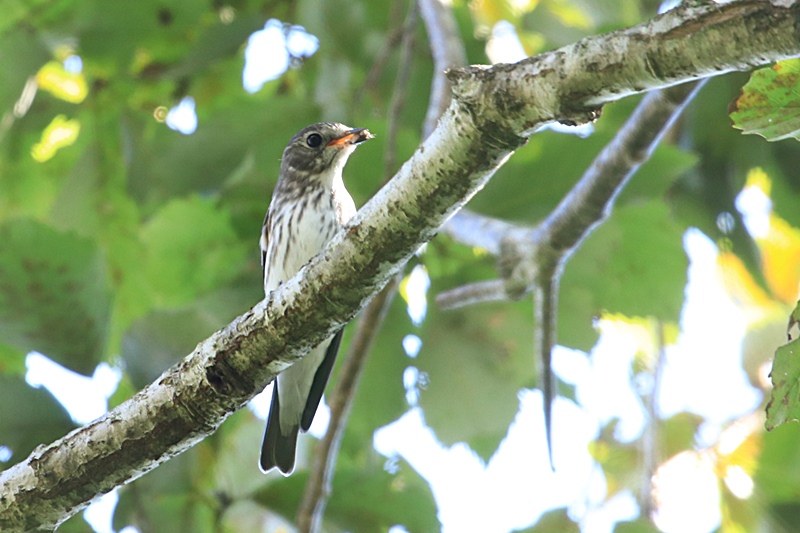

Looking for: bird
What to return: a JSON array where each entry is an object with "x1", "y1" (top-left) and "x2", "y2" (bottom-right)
[{"x1": 259, "y1": 122, "x2": 373, "y2": 475}]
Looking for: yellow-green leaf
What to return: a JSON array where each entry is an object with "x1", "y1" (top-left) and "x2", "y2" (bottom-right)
[
  {"x1": 730, "y1": 59, "x2": 800, "y2": 142},
  {"x1": 766, "y1": 338, "x2": 800, "y2": 430}
]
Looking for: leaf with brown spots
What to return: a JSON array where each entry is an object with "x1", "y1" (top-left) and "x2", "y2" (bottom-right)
[
  {"x1": 0, "y1": 219, "x2": 110, "y2": 375},
  {"x1": 730, "y1": 59, "x2": 800, "y2": 142},
  {"x1": 767, "y1": 338, "x2": 800, "y2": 430}
]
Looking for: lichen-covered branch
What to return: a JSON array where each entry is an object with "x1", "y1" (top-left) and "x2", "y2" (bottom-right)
[
  {"x1": 446, "y1": 1, "x2": 798, "y2": 132},
  {"x1": 2, "y1": 1, "x2": 799, "y2": 529}
]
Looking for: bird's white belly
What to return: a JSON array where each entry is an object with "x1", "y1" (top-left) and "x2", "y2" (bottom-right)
[
  {"x1": 264, "y1": 200, "x2": 341, "y2": 433},
  {"x1": 262, "y1": 183, "x2": 356, "y2": 434},
  {"x1": 264, "y1": 203, "x2": 338, "y2": 292}
]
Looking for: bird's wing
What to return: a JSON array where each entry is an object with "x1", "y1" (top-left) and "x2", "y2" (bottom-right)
[
  {"x1": 300, "y1": 328, "x2": 344, "y2": 431},
  {"x1": 260, "y1": 210, "x2": 270, "y2": 283},
  {"x1": 260, "y1": 382, "x2": 298, "y2": 475}
]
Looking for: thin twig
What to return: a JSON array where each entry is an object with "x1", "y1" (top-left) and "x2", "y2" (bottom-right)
[
  {"x1": 534, "y1": 83, "x2": 705, "y2": 258},
  {"x1": 533, "y1": 275, "x2": 558, "y2": 470},
  {"x1": 641, "y1": 320, "x2": 667, "y2": 517},
  {"x1": 419, "y1": 0, "x2": 466, "y2": 138},
  {"x1": 354, "y1": 1, "x2": 406, "y2": 107},
  {"x1": 444, "y1": 210, "x2": 515, "y2": 255},
  {"x1": 534, "y1": 82, "x2": 706, "y2": 461},
  {"x1": 296, "y1": 1, "x2": 421, "y2": 530},
  {"x1": 295, "y1": 278, "x2": 400, "y2": 533},
  {"x1": 435, "y1": 279, "x2": 507, "y2": 309},
  {"x1": 384, "y1": 0, "x2": 420, "y2": 178}
]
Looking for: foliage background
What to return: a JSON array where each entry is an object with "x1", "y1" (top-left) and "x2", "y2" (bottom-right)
[{"x1": 1, "y1": 0, "x2": 799, "y2": 531}]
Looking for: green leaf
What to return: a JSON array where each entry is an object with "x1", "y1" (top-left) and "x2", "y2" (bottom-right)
[
  {"x1": 57, "y1": 513, "x2": 95, "y2": 533},
  {"x1": 768, "y1": 504, "x2": 800, "y2": 531},
  {"x1": 220, "y1": 499, "x2": 275, "y2": 533},
  {"x1": 0, "y1": 219, "x2": 110, "y2": 375},
  {"x1": 766, "y1": 338, "x2": 800, "y2": 430},
  {"x1": 730, "y1": 59, "x2": 800, "y2": 142},
  {"x1": 417, "y1": 298, "x2": 536, "y2": 460},
  {"x1": 513, "y1": 508, "x2": 580, "y2": 532},
  {"x1": 326, "y1": 464, "x2": 438, "y2": 533},
  {"x1": 468, "y1": 98, "x2": 697, "y2": 224},
  {"x1": 113, "y1": 446, "x2": 215, "y2": 533},
  {"x1": 128, "y1": 94, "x2": 318, "y2": 209},
  {"x1": 213, "y1": 409, "x2": 272, "y2": 501},
  {"x1": 47, "y1": 140, "x2": 151, "y2": 353},
  {"x1": 613, "y1": 519, "x2": 661, "y2": 533},
  {"x1": 255, "y1": 461, "x2": 439, "y2": 533},
  {"x1": 660, "y1": 412, "x2": 703, "y2": 460},
  {"x1": 122, "y1": 286, "x2": 255, "y2": 389},
  {"x1": 75, "y1": 0, "x2": 208, "y2": 68},
  {"x1": 560, "y1": 200, "x2": 688, "y2": 351},
  {"x1": 140, "y1": 196, "x2": 248, "y2": 308},
  {"x1": 619, "y1": 143, "x2": 698, "y2": 204},
  {"x1": 788, "y1": 300, "x2": 800, "y2": 341},
  {"x1": 0, "y1": 27, "x2": 50, "y2": 114},
  {"x1": 338, "y1": 292, "x2": 412, "y2": 457},
  {"x1": 756, "y1": 421, "x2": 800, "y2": 501},
  {"x1": 0, "y1": 341, "x2": 26, "y2": 375},
  {"x1": 0, "y1": 374, "x2": 74, "y2": 466}
]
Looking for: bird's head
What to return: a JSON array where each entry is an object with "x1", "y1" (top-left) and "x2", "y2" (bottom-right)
[{"x1": 280, "y1": 122, "x2": 374, "y2": 183}]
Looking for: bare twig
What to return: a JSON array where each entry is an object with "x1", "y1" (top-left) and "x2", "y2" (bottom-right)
[
  {"x1": 436, "y1": 279, "x2": 507, "y2": 309},
  {"x1": 641, "y1": 320, "x2": 667, "y2": 517},
  {"x1": 295, "y1": 278, "x2": 400, "y2": 533},
  {"x1": 533, "y1": 275, "x2": 558, "y2": 469},
  {"x1": 355, "y1": 2, "x2": 406, "y2": 107},
  {"x1": 383, "y1": 0, "x2": 420, "y2": 179},
  {"x1": 419, "y1": 0, "x2": 466, "y2": 137},
  {"x1": 444, "y1": 210, "x2": 515, "y2": 255},
  {"x1": 297, "y1": 2, "x2": 422, "y2": 530}
]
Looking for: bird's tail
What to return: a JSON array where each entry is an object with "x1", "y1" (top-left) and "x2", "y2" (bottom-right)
[{"x1": 260, "y1": 383, "x2": 298, "y2": 475}]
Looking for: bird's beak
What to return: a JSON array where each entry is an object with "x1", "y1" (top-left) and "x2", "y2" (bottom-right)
[{"x1": 327, "y1": 128, "x2": 374, "y2": 148}]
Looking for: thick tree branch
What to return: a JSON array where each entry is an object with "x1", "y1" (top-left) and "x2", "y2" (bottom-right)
[
  {"x1": 445, "y1": 1, "x2": 797, "y2": 128},
  {"x1": 2, "y1": 1, "x2": 799, "y2": 529}
]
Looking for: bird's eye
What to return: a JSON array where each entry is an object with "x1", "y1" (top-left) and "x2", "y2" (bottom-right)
[{"x1": 306, "y1": 133, "x2": 323, "y2": 148}]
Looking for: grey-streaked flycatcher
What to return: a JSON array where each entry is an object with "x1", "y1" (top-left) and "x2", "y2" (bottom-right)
[{"x1": 259, "y1": 122, "x2": 373, "y2": 475}]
